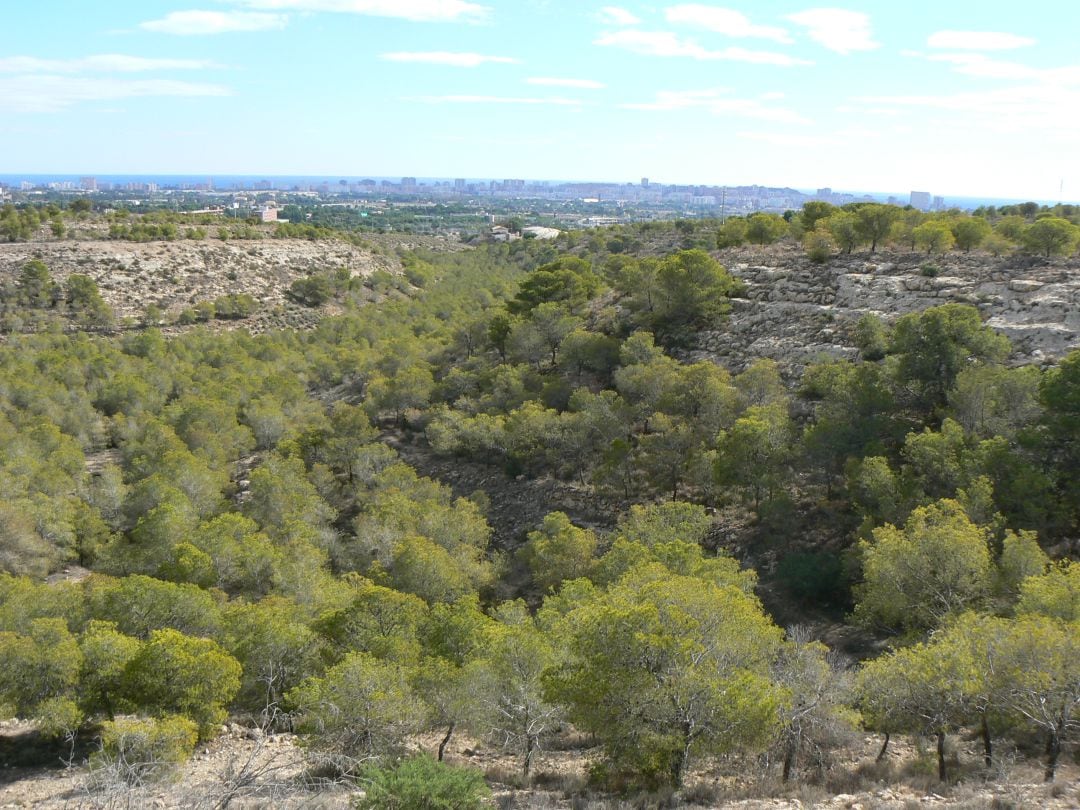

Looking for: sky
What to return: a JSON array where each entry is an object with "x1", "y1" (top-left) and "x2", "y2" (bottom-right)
[{"x1": 2, "y1": 1, "x2": 1080, "y2": 200}]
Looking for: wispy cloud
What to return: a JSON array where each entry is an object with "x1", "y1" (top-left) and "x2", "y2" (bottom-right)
[
  {"x1": 787, "y1": 8, "x2": 878, "y2": 55},
  {"x1": 739, "y1": 126, "x2": 878, "y2": 147},
  {"x1": 408, "y1": 94, "x2": 584, "y2": 106},
  {"x1": 854, "y1": 84, "x2": 1080, "y2": 137},
  {"x1": 903, "y1": 50, "x2": 1080, "y2": 84},
  {"x1": 140, "y1": 10, "x2": 288, "y2": 35},
  {"x1": 0, "y1": 75, "x2": 230, "y2": 113},
  {"x1": 665, "y1": 5, "x2": 791, "y2": 43},
  {"x1": 739, "y1": 131, "x2": 841, "y2": 148},
  {"x1": 0, "y1": 55, "x2": 215, "y2": 73},
  {"x1": 927, "y1": 30, "x2": 1035, "y2": 51},
  {"x1": 597, "y1": 6, "x2": 640, "y2": 26},
  {"x1": 596, "y1": 30, "x2": 810, "y2": 66},
  {"x1": 526, "y1": 77, "x2": 605, "y2": 89},
  {"x1": 382, "y1": 51, "x2": 518, "y2": 67},
  {"x1": 230, "y1": 0, "x2": 488, "y2": 23},
  {"x1": 622, "y1": 88, "x2": 808, "y2": 122}
]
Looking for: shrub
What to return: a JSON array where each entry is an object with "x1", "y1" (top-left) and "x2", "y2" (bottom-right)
[
  {"x1": 34, "y1": 697, "x2": 84, "y2": 739},
  {"x1": 90, "y1": 715, "x2": 198, "y2": 785},
  {"x1": 287, "y1": 653, "x2": 425, "y2": 774},
  {"x1": 776, "y1": 551, "x2": 850, "y2": 610},
  {"x1": 803, "y1": 225, "x2": 835, "y2": 263},
  {"x1": 212, "y1": 293, "x2": 257, "y2": 320},
  {"x1": 356, "y1": 755, "x2": 492, "y2": 810},
  {"x1": 123, "y1": 628, "x2": 241, "y2": 739},
  {"x1": 288, "y1": 275, "x2": 334, "y2": 307}
]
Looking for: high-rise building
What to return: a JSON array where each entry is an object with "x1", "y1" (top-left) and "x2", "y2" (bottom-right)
[
  {"x1": 79, "y1": 176, "x2": 97, "y2": 191},
  {"x1": 933, "y1": 195, "x2": 945, "y2": 211},
  {"x1": 454, "y1": 178, "x2": 466, "y2": 190},
  {"x1": 401, "y1": 177, "x2": 417, "y2": 189},
  {"x1": 910, "y1": 190, "x2": 932, "y2": 210},
  {"x1": 641, "y1": 177, "x2": 649, "y2": 188}
]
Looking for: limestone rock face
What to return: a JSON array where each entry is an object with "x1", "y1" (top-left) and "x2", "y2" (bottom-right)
[{"x1": 694, "y1": 251, "x2": 1080, "y2": 371}]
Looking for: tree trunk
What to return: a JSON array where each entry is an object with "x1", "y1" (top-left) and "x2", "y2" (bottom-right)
[
  {"x1": 782, "y1": 741, "x2": 796, "y2": 782},
  {"x1": 937, "y1": 731, "x2": 947, "y2": 782},
  {"x1": 438, "y1": 723, "x2": 455, "y2": 762},
  {"x1": 981, "y1": 714, "x2": 992, "y2": 768},
  {"x1": 875, "y1": 732, "x2": 890, "y2": 763},
  {"x1": 523, "y1": 735, "x2": 534, "y2": 777},
  {"x1": 1045, "y1": 730, "x2": 1061, "y2": 782},
  {"x1": 671, "y1": 739, "x2": 691, "y2": 788}
]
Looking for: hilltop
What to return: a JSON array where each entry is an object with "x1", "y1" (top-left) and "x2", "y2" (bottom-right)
[{"x1": 0, "y1": 232, "x2": 462, "y2": 333}]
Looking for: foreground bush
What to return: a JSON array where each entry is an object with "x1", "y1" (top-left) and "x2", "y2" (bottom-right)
[
  {"x1": 356, "y1": 755, "x2": 492, "y2": 810},
  {"x1": 90, "y1": 715, "x2": 198, "y2": 786},
  {"x1": 287, "y1": 652, "x2": 425, "y2": 774}
]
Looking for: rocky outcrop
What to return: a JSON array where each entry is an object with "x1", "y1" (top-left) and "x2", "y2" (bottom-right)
[
  {"x1": 0, "y1": 233, "x2": 461, "y2": 327},
  {"x1": 696, "y1": 250, "x2": 1080, "y2": 371}
]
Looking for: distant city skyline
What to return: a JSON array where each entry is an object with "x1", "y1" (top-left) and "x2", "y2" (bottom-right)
[
  {"x1": 2, "y1": 0, "x2": 1078, "y2": 203},
  {"x1": 4, "y1": 173, "x2": 1071, "y2": 210}
]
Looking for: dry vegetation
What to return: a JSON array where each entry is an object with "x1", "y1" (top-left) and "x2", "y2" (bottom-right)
[{"x1": 2, "y1": 721, "x2": 1078, "y2": 809}]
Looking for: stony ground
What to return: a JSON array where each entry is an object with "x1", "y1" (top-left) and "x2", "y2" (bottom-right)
[
  {"x1": 1, "y1": 720, "x2": 1077, "y2": 809},
  {"x1": 0, "y1": 232, "x2": 462, "y2": 333},
  {"x1": 699, "y1": 246, "x2": 1080, "y2": 374}
]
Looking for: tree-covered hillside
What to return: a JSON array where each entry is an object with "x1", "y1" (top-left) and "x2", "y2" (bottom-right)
[{"x1": 1, "y1": 224, "x2": 1079, "y2": 804}]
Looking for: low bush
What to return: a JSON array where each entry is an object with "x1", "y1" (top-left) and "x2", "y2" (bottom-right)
[
  {"x1": 357, "y1": 755, "x2": 492, "y2": 810},
  {"x1": 90, "y1": 715, "x2": 198, "y2": 786}
]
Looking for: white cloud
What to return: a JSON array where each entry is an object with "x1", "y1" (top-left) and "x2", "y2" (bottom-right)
[
  {"x1": 407, "y1": 94, "x2": 584, "y2": 106},
  {"x1": 0, "y1": 55, "x2": 215, "y2": 73},
  {"x1": 786, "y1": 8, "x2": 877, "y2": 54},
  {"x1": 738, "y1": 130, "x2": 842, "y2": 147},
  {"x1": 597, "y1": 6, "x2": 640, "y2": 26},
  {"x1": 739, "y1": 125, "x2": 879, "y2": 148},
  {"x1": 622, "y1": 88, "x2": 808, "y2": 122},
  {"x1": 527, "y1": 77, "x2": 606, "y2": 89},
  {"x1": 0, "y1": 75, "x2": 230, "y2": 113},
  {"x1": 925, "y1": 52, "x2": 1039, "y2": 80},
  {"x1": 140, "y1": 10, "x2": 288, "y2": 35},
  {"x1": 230, "y1": 0, "x2": 488, "y2": 23},
  {"x1": 381, "y1": 51, "x2": 518, "y2": 67},
  {"x1": 927, "y1": 30, "x2": 1035, "y2": 51},
  {"x1": 905, "y1": 50, "x2": 1080, "y2": 84},
  {"x1": 854, "y1": 83, "x2": 1080, "y2": 137},
  {"x1": 595, "y1": 30, "x2": 810, "y2": 66},
  {"x1": 665, "y1": 5, "x2": 791, "y2": 43},
  {"x1": 720, "y1": 46, "x2": 807, "y2": 66}
]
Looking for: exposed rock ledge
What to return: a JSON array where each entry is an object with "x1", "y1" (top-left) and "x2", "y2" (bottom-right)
[{"x1": 696, "y1": 250, "x2": 1080, "y2": 371}]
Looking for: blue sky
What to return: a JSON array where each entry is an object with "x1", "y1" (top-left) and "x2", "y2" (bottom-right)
[{"x1": 2, "y1": 1, "x2": 1079, "y2": 200}]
